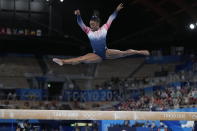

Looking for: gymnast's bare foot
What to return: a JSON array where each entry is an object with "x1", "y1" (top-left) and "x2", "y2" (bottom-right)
[{"x1": 53, "y1": 58, "x2": 64, "y2": 66}]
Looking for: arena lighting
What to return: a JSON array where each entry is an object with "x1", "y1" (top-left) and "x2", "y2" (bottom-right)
[
  {"x1": 47, "y1": 83, "x2": 51, "y2": 88},
  {"x1": 189, "y1": 23, "x2": 195, "y2": 30},
  {"x1": 60, "y1": 0, "x2": 64, "y2": 2}
]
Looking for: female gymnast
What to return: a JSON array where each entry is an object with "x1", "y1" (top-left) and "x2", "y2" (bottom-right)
[{"x1": 53, "y1": 3, "x2": 150, "y2": 65}]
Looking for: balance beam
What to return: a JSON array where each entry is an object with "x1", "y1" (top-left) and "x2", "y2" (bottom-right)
[{"x1": 0, "y1": 109, "x2": 197, "y2": 120}]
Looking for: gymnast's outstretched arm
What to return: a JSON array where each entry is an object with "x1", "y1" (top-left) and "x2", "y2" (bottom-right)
[
  {"x1": 74, "y1": 10, "x2": 90, "y2": 33},
  {"x1": 103, "y1": 3, "x2": 124, "y2": 30}
]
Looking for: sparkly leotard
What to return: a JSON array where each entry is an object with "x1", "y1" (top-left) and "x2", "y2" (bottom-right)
[{"x1": 77, "y1": 11, "x2": 118, "y2": 59}]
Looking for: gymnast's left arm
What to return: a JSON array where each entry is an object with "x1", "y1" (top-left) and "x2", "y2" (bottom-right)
[
  {"x1": 104, "y1": 3, "x2": 124, "y2": 30},
  {"x1": 74, "y1": 9, "x2": 90, "y2": 34}
]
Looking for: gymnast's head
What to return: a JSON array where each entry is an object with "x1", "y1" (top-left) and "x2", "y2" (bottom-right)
[{"x1": 90, "y1": 10, "x2": 101, "y2": 31}]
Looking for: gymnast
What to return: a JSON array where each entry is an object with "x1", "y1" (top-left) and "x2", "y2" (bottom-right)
[{"x1": 53, "y1": 3, "x2": 150, "y2": 66}]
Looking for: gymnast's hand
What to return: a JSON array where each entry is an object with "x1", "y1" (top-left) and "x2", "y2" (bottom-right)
[
  {"x1": 74, "y1": 10, "x2": 80, "y2": 15},
  {"x1": 116, "y1": 3, "x2": 124, "y2": 12}
]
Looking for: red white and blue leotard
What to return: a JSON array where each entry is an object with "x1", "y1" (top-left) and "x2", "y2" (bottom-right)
[{"x1": 77, "y1": 11, "x2": 118, "y2": 59}]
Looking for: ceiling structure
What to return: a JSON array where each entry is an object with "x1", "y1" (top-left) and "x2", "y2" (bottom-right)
[{"x1": 1, "y1": 0, "x2": 197, "y2": 55}]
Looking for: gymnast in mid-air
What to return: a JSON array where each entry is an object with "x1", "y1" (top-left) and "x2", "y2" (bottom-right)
[{"x1": 53, "y1": 3, "x2": 150, "y2": 66}]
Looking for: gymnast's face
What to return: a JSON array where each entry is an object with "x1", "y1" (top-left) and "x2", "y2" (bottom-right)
[{"x1": 90, "y1": 20, "x2": 100, "y2": 31}]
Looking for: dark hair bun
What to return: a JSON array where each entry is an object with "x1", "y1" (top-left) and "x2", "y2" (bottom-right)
[
  {"x1": 91, "y1": 10, "x2": 101, "y2": 23},
  {"x1": 93, "y1": 10, "x2": 100, "y2": 17}
]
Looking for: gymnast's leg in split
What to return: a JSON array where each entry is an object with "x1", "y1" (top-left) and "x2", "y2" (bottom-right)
[
  {"x1": 53, "y1": 53, "x2": 102, "y2": 66},
  {"x1": 105, "y1": 49, "x2": 150, "y2": 59},
  {"x1": 53, "y1": 48, "x2": 149, "y2": 65}
]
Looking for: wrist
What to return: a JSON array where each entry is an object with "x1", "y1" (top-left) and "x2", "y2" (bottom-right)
[{"x1": 114, "y1": 10, "x2": 119, "y2": 13}]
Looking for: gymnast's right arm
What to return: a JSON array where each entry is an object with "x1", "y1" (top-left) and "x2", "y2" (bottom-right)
[
  {"x1": 103, "y1": 3, "x2": 124, "y2": 30},
  {"x1": 74, "y1": 10, "x2": 90, "y2": 33}
]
